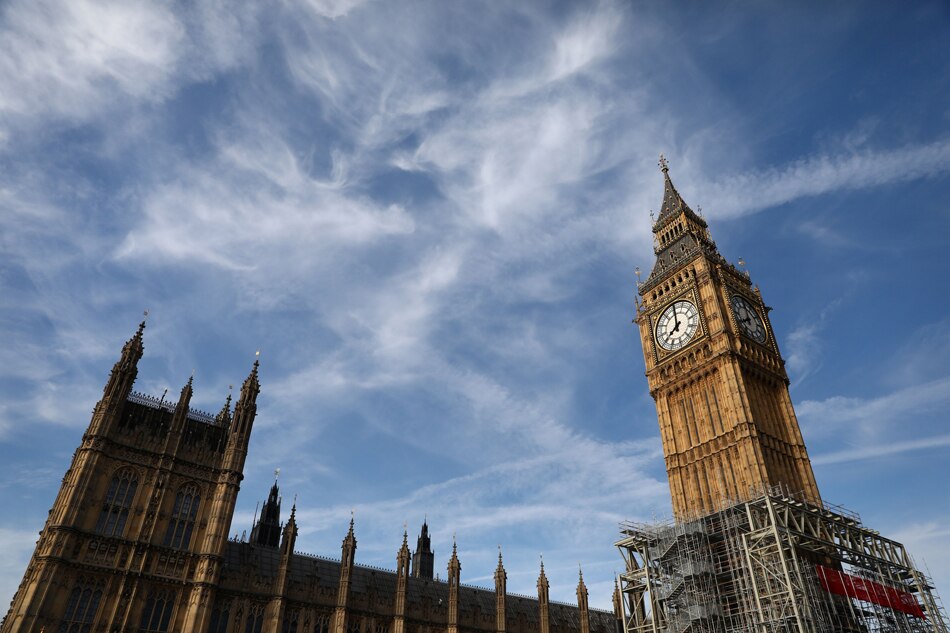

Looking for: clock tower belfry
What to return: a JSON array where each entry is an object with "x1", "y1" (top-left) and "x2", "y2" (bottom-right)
[{"x1": 636, "y1": 158, "x2": 820, "y2": 519}]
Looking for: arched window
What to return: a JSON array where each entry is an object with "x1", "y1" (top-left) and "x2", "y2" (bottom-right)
[
  {"x1": 208, "y1": 600, "x2": 231, "y2": 633},
  {"x1": 163, "y1": 483, "x2": 200, "y2": 550},
  {"x1": 139, "y1": 589, "x2": 175, "y2": 632},
  {"x1": 313, "y1": 613, "x2": 330, "y2": 633},
  {"x1": 282, "y1": 609, "x2": 300, "y2": 633},
  {"x1": 95, "y1": 469, "x2": 138, "y2": 537},
  {"x1": 244, "y1": 605, "x2": 264, "y2": 633},
  {"x1": 59, "y1": 578, "x2": 103, "y2": 633}
]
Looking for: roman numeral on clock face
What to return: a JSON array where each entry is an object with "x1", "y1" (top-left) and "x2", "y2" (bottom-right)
[{"x1": 656, "y1": 300, "x2": 699, "y2": 351}]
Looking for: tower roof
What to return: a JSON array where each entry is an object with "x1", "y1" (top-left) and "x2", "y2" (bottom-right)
[
  {"x1": 653, "y1": 156, "x2": 706, "y2": 233},
  {"x1": 640, "y1": 159, "x2": 723, "y2": 294}
]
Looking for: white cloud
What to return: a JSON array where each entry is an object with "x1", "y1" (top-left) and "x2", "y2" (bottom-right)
[
  {"x1": 702, "y1": 139, "x2": 950, "y2": 219},
  {"x1": 812, "y1": 433, "x2": 950, "y2": 466},
  {"x1": 0, "y1": 0, "x2": 184, "y2": 121},
  {"x1": 0, "y1": 528, "x2": 41, "y2": 614},
  {"x1": 799, "y1": 376, "x2": 950, "y2": 441}
]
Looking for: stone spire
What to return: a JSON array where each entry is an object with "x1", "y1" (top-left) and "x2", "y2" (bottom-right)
[
  {"x1": 333, "y1": 515, "x2": 357, "y2": 633},
  {"x1": 280, "y1": 503, "x2": 298, "y2": 556},
  {"x1": 612, "y1": 576, "x2": 622, "y2": 622},
  {"x1": 223, "y1": 356, "x2": 260, "y2": 474},
  {"x1": 412, "y1": 518, "x2": 435, "y2": 579},
  {"x1": 232, "y1": 355, "x2": 260, "y2": 436},
  {"x1": 89, "y1": 320, "x2": 146, "y2": 436},
  {"x1": 577, "y1": 565, "x2": 590, "y2": 633},
  {"x1": 537, "y1": 556, "x2": 550, "y2": 633},
  {"x1": 653, "y1": 155, "x2": 706, "y2": 232},
  {"x1": 447, "y1": 537, "x2": 460, "y2": 633},
  {"x1": 216, "y1": 390, "x2": 232, "y2": 426},
  {"x1": 170, "y1": 374, "x2": 194, "y2": 434},
  {"x1": 250, "y1": 474, "x2": 282, "y2": 548},
  {"x1": 393, "y1": 528, "x2": 411, "y2": 633},
  {"x1": 641, "y1": 158, "x2": 719, "y2": 293},
  {"x1": 494, "y1": 546, "x2": 507, "y2": 633}
]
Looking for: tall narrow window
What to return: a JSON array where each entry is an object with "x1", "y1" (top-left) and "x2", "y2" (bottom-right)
[
  {"x1": 139, "y1": 589, "x2": 175, "y2": 632},
  {"x1": 95, "y1": 469, "x2": 138, "y2": 537},
  {"x1": 59, "y1": 579, "x2": 103, "y2": 633},
  {"x1": 208, "y1": 601, "x2": 231, "y2": 633},
  {"x1": 282, "y1": 609, "x2": 300, "y2": 633},
  {"x1": 163, "y1": 484, "x2": 200, "y2": 550},
  {"x1": 245, "y1": 605, "x2": 264, "y2": 633}
]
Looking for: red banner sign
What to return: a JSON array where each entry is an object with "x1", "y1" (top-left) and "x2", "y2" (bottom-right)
[{"x1": 815, "y1": 565, "x2": 925, "y2": 619}]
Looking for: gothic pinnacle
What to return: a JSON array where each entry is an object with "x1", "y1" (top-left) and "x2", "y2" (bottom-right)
[{"x1": 217, "y1": 390, "x2": 232, "y2": 423}]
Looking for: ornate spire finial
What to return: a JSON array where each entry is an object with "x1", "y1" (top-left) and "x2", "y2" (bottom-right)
[
  {"x1": 738, "y1": 257, "x2": 751, "y2": 279},
  {"x1": 274, "y1": 467, "x2": 280, "y2": 483},
  {"x1": 658, "y1": 154, "x2": 669, "y2": 173}
]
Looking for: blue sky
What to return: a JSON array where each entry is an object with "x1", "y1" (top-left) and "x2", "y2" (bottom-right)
[{"x1": 1, "y1": 0, "x2": 949, "y2": 611}]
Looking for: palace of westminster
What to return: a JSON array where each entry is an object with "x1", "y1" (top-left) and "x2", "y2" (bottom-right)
[{"x1": 3, "y1": 164, "x2": 947, "y2": 633}]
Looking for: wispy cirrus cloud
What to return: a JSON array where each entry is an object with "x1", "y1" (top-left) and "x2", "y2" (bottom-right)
[
  {"x1": 702, "y1": 139, "x2": 950, "y2": 219},
  {"x1": 812, "y1": 433, "x2": 950, "y2": 466},
  {"x1": 1, "y1": 0, "x2": 948, "y2": 613}
]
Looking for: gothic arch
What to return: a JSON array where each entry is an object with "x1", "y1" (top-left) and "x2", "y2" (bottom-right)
[
  {"x1": 163, "y1": 481, "x2": 202, "y2": 550},
  {"x1": 94, "y1": 467, "x2": 139, "y2": 537}
]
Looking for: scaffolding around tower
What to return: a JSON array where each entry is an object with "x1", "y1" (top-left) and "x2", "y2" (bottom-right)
[{"x1": 616, "y1": 485, "x2": 948, "y2": 633}]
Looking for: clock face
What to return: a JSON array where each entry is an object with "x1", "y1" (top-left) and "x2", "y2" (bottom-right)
[
  {"x1": 730, "y1": 294, "x2": 767, "y2": 343},
  {"x1": 655, "y1": 300, "x2": 700, "y2": 351}
]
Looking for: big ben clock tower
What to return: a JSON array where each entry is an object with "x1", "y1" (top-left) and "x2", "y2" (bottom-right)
[{"x1": 636, "y1": 157, "x2": 820, "y2": 519}]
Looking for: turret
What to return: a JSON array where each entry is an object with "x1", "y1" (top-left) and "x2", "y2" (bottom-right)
[
  {"x1": 576, "y1": 566, "x2": 590, "y2": 633},
  {"x1": 393, "y1": 529, "x2": 411, "y2": 633},
  {"x1": 612, "y1": 576, "x2": 624, "y2": 633},
  {"x1": 223, "y1": 357, "x2": 260, "y2": 474},
  {"x1": 332, "y1": 517, "x2": 357, "y2": 633},
  {"x1": 88, "y1": 320, "x2": 145, "y2": 436},
  {"x1": 180, "y1": 383, "x2": 255, "y2": 632},
  {"x1": 494, "y1": 547, "x2": 507, "y2": 633},
  {"x1": 166, "y1": 375, "x2": 193, "y2": 443},
  {"x1": 537, "y1": 557, "x2": 550, "y2": 633},
  {"x1": 279, "y1": 503, "x2": 297, "y2": 557},
  {"x1": 447, "y1": 539, "x2": 460, "y2": 633},
  {"x1": 412, "y1": 519, "x2": 435, "y2": 579},
  {"x1": 267, "y1": 504, "x2": 297, "y2": 633},
  {"x1": 250, "y1": 475, "x2": 282, "y2": 548}
]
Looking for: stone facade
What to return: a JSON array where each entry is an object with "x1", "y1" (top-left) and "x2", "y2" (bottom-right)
[
  {"x1": 635, "y1": 159, "x2": 821, "y2": 519},
  {"x1": 1, "y1": 325, "x2": 619, "y2": 633}
]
